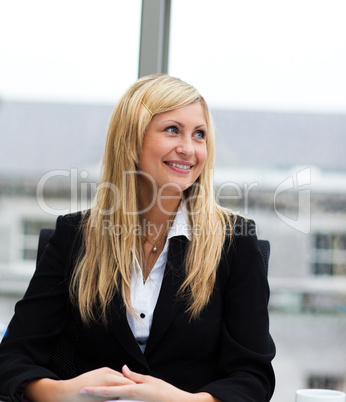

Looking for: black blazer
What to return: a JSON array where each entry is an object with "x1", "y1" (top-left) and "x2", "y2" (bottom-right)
[{"x1": 0, "y1": 212, "x2": 275, "y2": 401}]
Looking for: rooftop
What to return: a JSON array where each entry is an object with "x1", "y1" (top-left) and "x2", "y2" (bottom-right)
[{"x1": 0, "y1": 101, "x2": 345, "y2": 180}]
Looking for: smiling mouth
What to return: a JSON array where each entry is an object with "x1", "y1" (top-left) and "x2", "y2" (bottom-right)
[{"x1": 165, "y1": 162, "x2": 192, "y2": 170}]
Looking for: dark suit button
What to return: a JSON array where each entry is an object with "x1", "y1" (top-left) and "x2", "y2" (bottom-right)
[
  {"x1": 138, "y1": 340, "x2": 144, "y2": 345},
  {"x1": 140, "y1": 313, "x2": 145, "y2": 318}
]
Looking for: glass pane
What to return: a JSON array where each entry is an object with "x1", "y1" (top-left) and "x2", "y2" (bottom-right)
[
  {"x1": 334, "y1": 234, "x2": 346, "y2": 250},
  {"x1": 313, "y1": 263, "x2": 333, "y2": 276},
  {"x1": 170, "y1": 0, "x2": 346, "y2": 113},
  {"x1": 0, "y1": 0, "x2": 141, "y2": 103},
  {"x1": 315, "y1": 233, "x2": 333, "y2": 250},
  {"x1": 23, "y1": 220, "x2": 53, "y2": 236}
]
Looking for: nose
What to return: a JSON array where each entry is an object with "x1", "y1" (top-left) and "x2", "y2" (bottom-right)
[{"x1": 175, "y1": 135, "x2": 195, "y2": 157}]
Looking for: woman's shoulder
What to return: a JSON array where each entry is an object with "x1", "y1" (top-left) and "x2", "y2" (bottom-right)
[
  {"x1": 53, "y1": 210, "x2": 89, "y2": 243},
  {"x1": 56, "y1": 210, "x2": 89, "y2": 229},
  {"x1": 217, "y1": 207, "x2": 256, "y2": 238}
]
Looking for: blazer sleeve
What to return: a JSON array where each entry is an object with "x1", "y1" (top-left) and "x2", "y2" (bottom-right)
[
  {"x1": 0, "y1": 214, "x2": 79, "y2": 401},
  {"x1": 199, "y1": 218, "x2": 276, "y2": 402}
]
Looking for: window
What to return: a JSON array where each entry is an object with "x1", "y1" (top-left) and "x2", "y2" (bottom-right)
[
  {"x1": 312, "y1": 233, "x2": 346, "y2": 276},
  {"x1": 22, "y1": 219, "x2": 54, "y2": 261},
  {"x1": 308, "y1": 374, "x2": 345, "y2": 391},
  {"x1": 0, "y1": 1, "x2": 141, "y2": 103}
]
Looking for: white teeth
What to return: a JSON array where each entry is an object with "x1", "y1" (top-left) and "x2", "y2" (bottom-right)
[{"x1": 167, "y1": 162, "x2": 191, "y2": 170}]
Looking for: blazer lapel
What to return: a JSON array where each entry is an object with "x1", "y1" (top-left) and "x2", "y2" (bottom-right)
[
  {"x1": 145, "y1": 236, "x2": 188, "y2": 356},
  {"x1": 106, "y1": 236, "x2": 188, "y2": 366},
  {"x1": 107, "y1": 291, "x2": 150, "y2": 370}
]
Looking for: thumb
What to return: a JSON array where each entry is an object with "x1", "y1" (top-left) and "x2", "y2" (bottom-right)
[{"x1": 122, "y1": 365, "x2": 146, "y2": 383}]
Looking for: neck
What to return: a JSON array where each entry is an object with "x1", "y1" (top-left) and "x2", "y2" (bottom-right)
[
  {"x1": 140, "y1": 187, "x2": 182, "y2": 221},
  {"x1": 139, "y1": 192, "x2": 182, "y2": 240},
  {"x1": 139, "y1": 190, "x2": 182, "y2": 279}
]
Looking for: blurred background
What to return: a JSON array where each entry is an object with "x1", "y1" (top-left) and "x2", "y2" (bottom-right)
[{"x1": 0, "y1": 1, "x2": 346, "y2": 400}]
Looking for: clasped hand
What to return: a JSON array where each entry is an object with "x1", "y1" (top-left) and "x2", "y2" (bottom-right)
[
  {"x1": 25, "y1": 365, "x2": 216, "y2": 401},
  {"x1": 79, "y1": 365, "x2": 197, "y2": 401}
]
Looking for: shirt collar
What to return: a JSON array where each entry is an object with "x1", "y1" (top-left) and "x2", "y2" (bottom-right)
[{"x1": 167, "y1": 199, "x2": 192, "y2": 241}]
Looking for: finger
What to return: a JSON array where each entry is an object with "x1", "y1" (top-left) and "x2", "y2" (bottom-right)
[
  {"x1": 80, "y1": 387, "x2": 117, "y2": 398},
  {"x1": 94, "y1": 367, "x2": 124, "y2": 378},
  {"x1": 100, "y1": 372, "x2": 135, "y2": 386},
  {"x1": 109, "y1": 375, "x2": 135, "y2": 385},
  {"x1": 80, "y1": 385, "x2": 137, "y2": 399},
  {"x1": 122, "y1": 365, "x2": 146, "y2": 384}
]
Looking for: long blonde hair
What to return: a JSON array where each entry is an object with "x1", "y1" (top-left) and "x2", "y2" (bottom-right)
[{"x1": 71, "y1": 74, "x2": 234, "y2": 323}]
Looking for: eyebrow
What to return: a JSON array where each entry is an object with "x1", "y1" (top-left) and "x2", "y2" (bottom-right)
[{"x1": 160, "y1": 120, "x2": 207, "y2": 130}]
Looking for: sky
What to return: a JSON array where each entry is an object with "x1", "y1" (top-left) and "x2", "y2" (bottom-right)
[{"x1": 1, "y1": 0, "x2": 346, "y2": 113}]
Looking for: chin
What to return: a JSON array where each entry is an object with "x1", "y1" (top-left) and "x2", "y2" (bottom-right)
[{"x1": 158, "y1": 182, "x2": 187, "y2": 196}]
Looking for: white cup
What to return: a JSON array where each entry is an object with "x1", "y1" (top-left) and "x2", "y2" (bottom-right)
[{"x1": 296, "y1": 389, "x2": 346, "y2": 401}]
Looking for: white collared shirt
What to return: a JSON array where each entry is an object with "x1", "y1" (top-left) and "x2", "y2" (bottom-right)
[{"x1": 126, "y1": 201, "x2": 191, "y2": 353}]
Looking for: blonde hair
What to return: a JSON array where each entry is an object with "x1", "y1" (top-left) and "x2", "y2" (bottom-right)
[{"x1": 71, "y1": 74, "x2": 234, "y2": 323}]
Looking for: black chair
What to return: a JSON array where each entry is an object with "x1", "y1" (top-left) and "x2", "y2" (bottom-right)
[{"x1": 258, "y1": 239, "x2": 270, "y2": 276}]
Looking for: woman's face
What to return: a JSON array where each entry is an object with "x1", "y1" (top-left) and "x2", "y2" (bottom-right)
[{"x1": 137, "y1": 101, "x2": 208, "y2": 198}]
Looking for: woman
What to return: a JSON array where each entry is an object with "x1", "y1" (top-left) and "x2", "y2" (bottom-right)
[{"x1": 0, "y1": 74, "x2": 275, "y2": 401}]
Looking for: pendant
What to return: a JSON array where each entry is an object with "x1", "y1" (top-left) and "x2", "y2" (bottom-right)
[{"x1": 152, "y1": 246, "x2": 158, "y2": 253}]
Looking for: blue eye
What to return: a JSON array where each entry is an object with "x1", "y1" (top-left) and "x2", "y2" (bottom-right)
[
  {"x1": 194, "y1": 130, "x2": 206, "y2": 139},
  {"x1": 165, "y1": 126, "x2": 178, "y2": 133}
]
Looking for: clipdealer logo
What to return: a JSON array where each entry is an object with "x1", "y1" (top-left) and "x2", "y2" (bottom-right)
[
  {"x1": 36, "y1": 167, "x2": 312, "y2": 234},
  {"x1": 273, "y1": 166, "x2": 311, "y2": 234}
]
